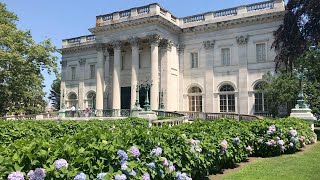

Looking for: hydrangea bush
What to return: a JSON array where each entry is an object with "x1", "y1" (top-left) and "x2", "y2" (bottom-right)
[{"x1": 0, "y1": 117, "x2": 316, "y2": 179}]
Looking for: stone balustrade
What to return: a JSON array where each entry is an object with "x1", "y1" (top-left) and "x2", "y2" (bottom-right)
[
  {"x1": 246, "y1": 1, "x2": 274, "y2": 12},
  {"x1": 62, "y1": 35, "x2": 96, "y2": 48}
]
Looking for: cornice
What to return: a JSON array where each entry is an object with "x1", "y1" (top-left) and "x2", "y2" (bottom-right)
[{"x1": 61, "y1": 44, "x2": 97, "y2": 53}]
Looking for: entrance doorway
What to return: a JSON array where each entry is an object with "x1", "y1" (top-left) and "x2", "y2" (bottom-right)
[{"x1": 121, "y1": 87, "x2": 131, "y2": 109}]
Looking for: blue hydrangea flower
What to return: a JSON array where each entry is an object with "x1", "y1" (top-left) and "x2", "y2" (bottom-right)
[
  {"x1": 142, "y1": 173, "x2": 150, "y2": 180},
  {"x1": 117, "y1": 150, "x2": 128, "y2": 163},
  {"x1": 233, "y1": 137, "x2": 240, "y2": 145},
  {"x1": 176, "y1": 171, "x2": 192, "y2": 180},
  {"x1": 28, "y1": 168, "x2": 46, "y2": 180},
  {"x1": 195, "y1": 145, "x2": 202, "y2": 152},
  {"x1": 74, "y1": 172, "x2": 86, "y2": 180},
  {"x1": 130, "y1": 146, "x2": 140, "y2": 158},
  {"x1": 150, "y1": 147, "x2": 162, "y2": 156},
  {"x1": 129, "y1": 170, "x2": 136, "y2": 177},
  {"x1": 148, "y1": 162, "x2": 156, "y2": 170},
  {"x1": 54, "y1": 158, "x2": 68, "y2": 170},
  {"x1": 96, "y1": 173, "x2": 107, "y2": 179},
  {"x1": 121, "y1": 162, "x2": 128, "y2": 171},
  {"x1": 114, "y1": 174, "x2": 127, "y2": 180},
  {"x1": 8, "y1": 171, "x2": 24, "y2": 180}
]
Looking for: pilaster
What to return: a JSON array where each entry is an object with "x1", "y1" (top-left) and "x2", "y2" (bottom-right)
[
  {"x1": 111, "y1": 40, "x2": 122, "y2": 112},
  {"x1": 236, "y1": 35, "x2": 249, "y2": 114},
  {"x1": 96, "y1": 44, "x2": 105, "y2": 116},
  {"x1": 177, "y1": 44, "x2": 185, "y2": 111},
  {"x1": 203, "y1": 40, "x2": 215, "y2": 112},
  {"x1": 160, "y1": 39, "x2": 173, "y2": 110},
  {"x1": 129, "y1": 37, "x2": 140, "y2": 109},
  {"x1": 78, "y1": 58, "x2": 86, "y2": 110}
]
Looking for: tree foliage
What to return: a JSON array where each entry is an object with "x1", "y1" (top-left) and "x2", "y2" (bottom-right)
[
  {"x1": 48, "y1": 78, "x2": 60, "y2": 110},
  {"x1": 0, "y1": 3, "x2": 58, "y2": 115},
  {"x1": 272, "y1": 0, "x2": 320, "y2": 72}
]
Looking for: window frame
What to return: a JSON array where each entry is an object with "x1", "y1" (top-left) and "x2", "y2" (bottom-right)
[
  {"x1": 190, "y1": 52, "x2": 199, "y2": 69},
  {"x1": 221, "y1": 48, "x2": 231, "y2": 66},
  {"x1": 71, "y1": 66, "x2": 76, "y2": 80},
  {"x1": 90, "y1": 64, "x2": 95, "y2": 79},
  {"x1": 219, "y1": 84, "x2": 236, "y2": 113},
  {"x1": 256, "y1": 43, "x2": 267, "y2": 63}
]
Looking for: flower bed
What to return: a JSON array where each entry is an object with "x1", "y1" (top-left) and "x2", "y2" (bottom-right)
[{"x1": 0, "y1": 117, "x2": 316, "y2": 179}]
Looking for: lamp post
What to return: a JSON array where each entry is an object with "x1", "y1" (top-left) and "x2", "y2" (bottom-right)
[
  {"x1": 142, "y1": 80, "x2": 152, "y2": 111},
  {"x1": 134, "y1": 84, "x2": 141, "y2": 110},
  {"x1": 293, "y1": 66, "x2": 308, "y2": 109}
]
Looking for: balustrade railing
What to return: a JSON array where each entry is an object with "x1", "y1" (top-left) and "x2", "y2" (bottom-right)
[
  {"x1": 246, "y1": 1, "x2": 274, "y2": 12},
  {"x1": 102, "y1": 14, "x2": 113, "y2": 21},
  {"x1": 137, "y1": 6, "x2": 150, "y2": 14},
  {"x1": 119, "y1": 10, "x2": 131, "y2": 18},
  {"x1": 183, "y1": 14, "x2": 205, "y2": 24},
  {"x1": 214, "y1": 8, "x2": 238, "y2": 17}
]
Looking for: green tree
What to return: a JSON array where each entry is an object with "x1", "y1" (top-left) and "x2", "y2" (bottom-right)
[
  {"x1": 260, "y1": 72, "x2": 298, "y2": 117},
  {"x1": 272, "y1": 0, "x2": 320, "y2": 72},
  {"x1": 0, "y1": 3, "x2": 58, "y2": 115},
  {"x1": 48, "y1": 78, "x2": 61, "y2": 110}
]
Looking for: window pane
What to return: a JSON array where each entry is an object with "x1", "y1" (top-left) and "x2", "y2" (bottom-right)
[
  {"x1": 71, "y1": 67, "x2": 76, "y2": 80},
  {"x1": 222, "y1": 48, "x2": 230, "y2": 66},
  {"x1": 228, "y1": 94, "x2": 235, "y2": 112},
  {"x1": 256, "y1": 43, "x2": 266, "y2": 62},
  {"x1": 90, "y1": 65, "x2": 95, "y2": 79},
  {"x1": 220, "y1": 95, "x2": 227, "y2": 112}
]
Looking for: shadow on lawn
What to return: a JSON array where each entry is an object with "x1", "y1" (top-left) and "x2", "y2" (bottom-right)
[{"x1": 314, "y1": 127, "x2": 320, "y2": 141}]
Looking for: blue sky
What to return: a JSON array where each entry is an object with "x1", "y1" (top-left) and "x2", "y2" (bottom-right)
[{"x1": 2, "y1": 0, "x2": 264, "y2": 98}]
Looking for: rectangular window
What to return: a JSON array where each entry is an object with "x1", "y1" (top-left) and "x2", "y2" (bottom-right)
[
  {"x1": 220, "y1": 95, "x2": 227, "y2": 112},
  {"x1": 121, "y1": 56, "x2": 125, "y2": 70},
  {"x1": 191, "y1": 52, "x2": 198, "y2": 68},
  {"x1": 71, "y1": 67, "x2": 76, "y2": 80},
  {"x1": 222, "y1": 48, "x2": 230, "y2": 66},
  {"x1": 256, "y1": 43, "x2": 266, "y2": 62},
  {"x1": 90, "y1": 65, "x2": 95, "y2": 79}
]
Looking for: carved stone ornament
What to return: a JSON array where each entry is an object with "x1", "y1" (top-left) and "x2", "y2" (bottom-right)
[
  {"x1": 128, "y1": 37, "x2": 140, "y2": 47},
  {"x1": 236, "y1": 35, "x2": 249, "y2": 45},
  {"x1": 147, "y1": 34, "x2": 161, "y2": 45},
  {"x1": 107, "y1": 48, "x2": 114, "y2": 56},
  {"x1": 203, "y1": 40, "x2": 215, "y2": 49},
  {"x1": 95, "y1": 43, "x2": 105, "y2": 51},
  {"x1": 78, "y1": 58, "x2": 86, "y2": 66},
  {"x1": 60, "y1": 61, "x2": 67, "y2": 68},
  {"x1": 176, "y1": 44, "x2": 185, "y2": 54},
  {"x1": 160, "y1": 39, "x2": 173, "y2": 51},
  {"x1": 110, "y1": 40, "x2": 122, "y2": 50}
]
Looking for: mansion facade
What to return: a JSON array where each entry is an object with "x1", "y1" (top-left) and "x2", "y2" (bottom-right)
[{"x1": 60, "y1": 0, "x2": 285, "y2": 115}]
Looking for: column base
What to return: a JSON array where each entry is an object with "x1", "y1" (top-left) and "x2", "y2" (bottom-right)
[{"x1": 290, "y1": 108, "x2": 316, "y2": 131}]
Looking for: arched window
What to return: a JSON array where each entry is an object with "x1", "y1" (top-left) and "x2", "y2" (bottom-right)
[
  {"x1": 188, "y1": 86, "x2": 202, "y2": 112},
  {"x1": 87, "y1": 92, "x2": 96, "y2": 109},
  {"x1": 68, "y1": 93, "x2": 78, "y2": 109},
  {"x1": 254, "y1": 82, "x2": 268, "y2": 113},
  {"x1": 219, "y1": 84, "x2": 235, "y2": 112}
]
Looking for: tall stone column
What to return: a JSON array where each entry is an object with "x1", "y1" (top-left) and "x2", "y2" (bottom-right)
[
  {"x1": 96, "y1": 44, "x2": 105, "y2": 116},
  {"x1": 111, "y1": 40, "x2": 122, "y2": 112},
  {"x1": 203, "y1": 40, "x2": 215, "y2": 112},
  {"x1": 160, "y1": 39, "x2": 173, "y2": 110},
  {"x1": 177, "y1": 44, "x2": 185, "y2": 111},
  {"x1": 236, "y1": 35, "x2": 249, "y2": 114},
  {"x1": 60, "y1": 61, "x2": 68, "y2": 110},
  {"x1": 78, "y1": 58, "x2": 86, "y2": 110},
  {"x1": 129, "y1": 37, "x2": 140, "y2": 109},
  {"x1": 148, "y1": 34, "x2": 161, "y2": 110}
]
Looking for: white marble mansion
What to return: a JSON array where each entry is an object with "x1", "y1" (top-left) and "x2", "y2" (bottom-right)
[{"x1": 60, "y1": 0, "x2": 285, "y2": 115}]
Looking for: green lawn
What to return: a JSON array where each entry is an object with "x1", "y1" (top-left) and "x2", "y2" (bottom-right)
[{"x1": 223, "y1": 128, "x2": 320, "y2": 180}]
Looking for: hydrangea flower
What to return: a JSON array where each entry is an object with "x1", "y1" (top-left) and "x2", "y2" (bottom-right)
[
  {"x1": 258, "y1": 138, "x2": 264, "y2": 143},
  {"x1": 148, "y1": 162, "x2": 156, "y2": 170},
  {"x1": 96, "y1": 173, "x2": 107, "y2": 179},
  {"x1": 176, "y1": 172, "x2": 192, "y2": 180},
  {"x1": 54, "y1": 158, "x2": 68, "y2": 170},
  {"x1": 169, "y1": 163, "x2": 175, "y2": 172},
  {"x1": 28, "y1": 168, "x2": 46, "y2": 180},
  {"x1": 291, "y1": 137, "x2": 299, "y2": 143},
  {"x1": 74, "y1": 172, "x2": 86, "y2": 180},
  {"x1": 142, "y1": 173, "x2": 150, "y2": 180},
  {"x1": 300, "y1": 136, "x2": 305, "y2": 142},
  {"x1": 280, "y1": 145, "x2": 286, "y2": 151},
  {"x1": 290, "y1": 129, "x2": 297, "y2": 137},
  {"x1": 246, "y1": 146, "x2": 252, "y2": 152},
  {"x1": 267, "y1": 125, "x2": 276, "y2": 135},
  {"x1": 278, "y1": 140, "x2": 285, "y2": 146},
  {"x1": 270, "y1": 140, "x2": 276, "y2": 145},
  {"x1": 129, "y1": 170, "x2": 136, "y2": 177},
  {"x1": 233, "y1": 137, "x2": 240, "y2": 145},
  {"x1": 289, "y1": 142, "x2": 294, "y2": 147},
  {"x1": 121, "y1": 162, "x2": 128, "y2": 171},
  {"x1": 130, "y1": 146, "x2": 140, "y2": 158},
  {"x1": 114, "y1": 174, "x2": 127, "y2": 180},
  {"x1": 8, "y1": 171, "x2": 24, "y2": 180},
  {"x1": 117, "y1": 150, "x2": 128, "y2": 164},
  {"x1": 150, "y1": 147, "x2": 162, "y2": 156},
  {"x1": 163, "y1": 158, "x2": 169, "y2": 167},
  {"x1": 275, "y1": 137, "x2": 280, "y2": 141},
  {"x1": 194, "y1": 146, "x2": 202, "y2": 152},
  {"x1": 221, "y1": 140, "x2": 228, "y2": 150}
]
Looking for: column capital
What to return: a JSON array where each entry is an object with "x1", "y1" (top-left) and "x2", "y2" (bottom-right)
[
  {"x1": 96, "y1": 43, "x2": 106, "y2": 51},
  {"x1": 160, "y1": 39, "x2": 173, "y2": 51},
  {"x1": 110, "y1": 40, "x2": 122, "y2": 50},
  {"x1": 107, "y1": 48, "x2": 114, "y2": 56},
  {"x1": 60, "y1": 61, "x2": 67, "y2": 68},
  {"x1": 236, "y1": 35, "x2": 249, "y2": 45},
  {"x1": 78, "y1": 58, "x2": 86, "y2": 66},
  {"x1": 128, "y1": 37, "x2": 140, "y2": 48},
  {"x1": 147, "y1": 34, "x2": 161, "y2": 46},
  {"x1": 176, "y1": 44, "x2": 185, "y2": 54},
  {"x1": 203, "y1": 40, "x2": 215, "y2": 49}
]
